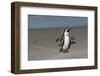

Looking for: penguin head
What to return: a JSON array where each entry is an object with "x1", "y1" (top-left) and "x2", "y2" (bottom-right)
[{"x1": 64, "y1": 27, "x2": 70, "y2": 35}]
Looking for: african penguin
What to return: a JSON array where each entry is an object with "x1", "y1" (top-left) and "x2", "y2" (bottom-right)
[
  {"x1": 61, "y1": 27, "x2": 70, "y2": 53},
  {"x1": 56, "y1": 27, "x2": 75, "y2": 53}
]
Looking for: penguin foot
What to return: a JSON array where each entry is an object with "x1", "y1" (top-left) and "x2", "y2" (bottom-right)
[
  {"x1": 62, "y1": 50, "x2": 69, "y2": 53},
  {"x1": 65, "y1": 51, "x2": 69, "y2": 53},
  {"x1": 62, "y1": 51, "x2": 66, "y2": 53},
  {"x1": 59, "y1": 48, "x2": 63, "y2": 52},
  {"x1": 59, "y1": 50, "x2": 62, "y2": 52}
]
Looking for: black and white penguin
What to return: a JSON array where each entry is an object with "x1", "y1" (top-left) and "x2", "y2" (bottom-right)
[{"x1": 56, "y1": 27, "x2": 75, "y2": 53}]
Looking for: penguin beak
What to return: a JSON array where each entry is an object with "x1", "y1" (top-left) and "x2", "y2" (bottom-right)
[{"x1": 67, "y1": 28, "x2": 70, "y2": 32}]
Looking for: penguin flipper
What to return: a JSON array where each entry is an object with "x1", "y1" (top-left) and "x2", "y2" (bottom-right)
[
  {"x1": 58, "y1": 44, "x2": 61, "y2": 46},
  {"x1": 60, "y1": 38, "x2": 63, "y2": 41},
  {"x1": 56, "y1": 38, "x2": 59, "y2": 42},
  {"x1": 71, "y1": 41, "x2": 76, "y2": 44},
  {"x1": 70, "y1": 36, "x2": 75, "y2": 40},
  {"x1": 56, "y1": 37, "x2": 63, "y2": 42}
]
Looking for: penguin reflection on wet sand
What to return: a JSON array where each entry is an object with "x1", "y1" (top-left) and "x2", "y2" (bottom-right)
[{"x1": 56, "y1": 27, "x2": 76, "y2": 53}]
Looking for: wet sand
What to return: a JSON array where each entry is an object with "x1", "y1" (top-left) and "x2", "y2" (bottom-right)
[{"x1": 28, "y1": 27, "x2": 88, "y2": 60}]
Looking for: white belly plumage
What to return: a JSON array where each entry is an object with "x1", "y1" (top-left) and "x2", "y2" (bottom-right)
[{"x1": 63, "y1": 36, "x2": 70, "y2": 50}]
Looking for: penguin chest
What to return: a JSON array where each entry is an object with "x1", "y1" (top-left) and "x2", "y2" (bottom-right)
[{"x1": 63, "y1": 36, "x2": 70, "y2": 49}]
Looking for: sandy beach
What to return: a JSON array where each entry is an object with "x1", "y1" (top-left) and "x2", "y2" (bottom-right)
[{"x1": 28, "y1": 27, "x2": 88, "y2": 60}]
